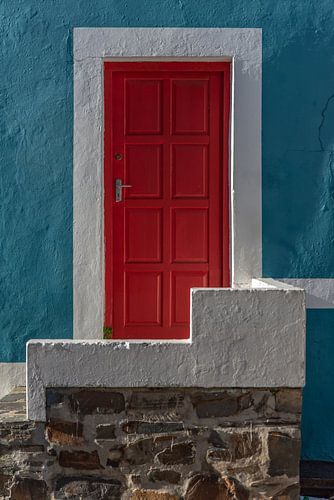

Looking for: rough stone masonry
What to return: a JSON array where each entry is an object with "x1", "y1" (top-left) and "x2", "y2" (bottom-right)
[{"x1": 0, "y1": 386, "x2": 301, "y2": 499}]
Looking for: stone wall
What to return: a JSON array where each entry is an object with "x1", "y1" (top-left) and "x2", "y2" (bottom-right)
[{"x1": 0, "y1": 387, "x2": 301, "y2": 499}]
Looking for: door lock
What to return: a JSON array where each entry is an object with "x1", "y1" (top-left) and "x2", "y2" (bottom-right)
[{"x1": 115, "y1": 178, "x2": 132, "y2": 202}]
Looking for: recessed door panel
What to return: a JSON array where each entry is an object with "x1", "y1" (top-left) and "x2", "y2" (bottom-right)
[
  {"x1": 172, "y1": 208, "x2": 208, "y2": 263},
  {"x1": 172, "y1": 144, "x2": 208, "y2": 198},
  {"x1": 125, "y1": 79, "x2": 162, "y2": 135},
  {"x1": 172, "y1": 79, "x2": 209, "y2": 134},
  {"x1": 125, "y1": 272, "x2": 162, "y2": 325},
  {"x1": 125, "y1": 208, "x2": 162, "y2": 263},
  {"x1": 105, "y1": 62, "x2": 230, "y2": 340},
  {"x1": 125, "y1": 145, "x2": 162, "y2": 198}
]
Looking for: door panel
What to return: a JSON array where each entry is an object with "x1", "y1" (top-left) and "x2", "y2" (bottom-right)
[
  {"x1": 172, "y1": 79, "x2": 209, "y2": 134},
  {"x1": 172, "y1": 145, "x2": 208, "y2": 198},
  {"x1": 172, "y1": 208, "x2": 208, "y2": 263},
  {"x1": 104, "y1": 62, "x2": 230, "y2": 339},
  {"x1": 125, "y1": 272, "x2": 162, "y2": 325},
  {"x1": 125, "y1": 208, "x2": 162, "y2": 263},
  {"x1": 125, "y1": 79, "x2": 163, "y2": 134},
  {"x1": 125, "y1": 145, "x2": 162, "y2": 198}
]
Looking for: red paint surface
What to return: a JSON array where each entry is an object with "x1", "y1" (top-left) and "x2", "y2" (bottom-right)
[{"x1": 104, "y1": 62, "x2": 230, "y2": 339}]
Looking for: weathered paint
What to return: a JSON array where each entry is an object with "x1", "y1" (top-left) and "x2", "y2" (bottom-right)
[{"x1": 1, "y1": 0, "x2": 334, "y2": 458}]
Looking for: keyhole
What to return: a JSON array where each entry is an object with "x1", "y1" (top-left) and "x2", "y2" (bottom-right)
[{"x1": 115, "y1": 153, "x2": 123, "y2": 160}]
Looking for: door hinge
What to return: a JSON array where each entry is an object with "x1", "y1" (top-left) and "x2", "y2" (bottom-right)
[{"x1": 103, "y1": 326, "x2": 113, "y2": 339}]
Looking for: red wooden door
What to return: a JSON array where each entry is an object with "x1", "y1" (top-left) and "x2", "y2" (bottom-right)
[{"x1": 104, "y1": 62, "x2": 230, "y2": 339}]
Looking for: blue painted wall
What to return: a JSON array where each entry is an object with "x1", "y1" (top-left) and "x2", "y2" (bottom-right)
[
  {"x1": 1, "y1": 0, "x2": 334, "y2": 459},
  {"x1": 302, "y1": 310, "x2": 334, "y2": 460}
]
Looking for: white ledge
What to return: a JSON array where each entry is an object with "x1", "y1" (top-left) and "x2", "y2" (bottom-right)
[{"x1": 27, "y1": 279, "x2": 305, "y2": 421}]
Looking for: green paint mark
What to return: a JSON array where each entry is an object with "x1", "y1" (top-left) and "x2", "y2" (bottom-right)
[{"x1": 103, "y1": 326, "x2": 113, "y2": 339}]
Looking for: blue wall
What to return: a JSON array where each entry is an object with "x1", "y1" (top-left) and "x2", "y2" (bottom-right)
[
  {"x1": 302, "y1": 310, "x2": 334, "y2": 460},
  {"x1": 1, "y1": 0, "x2": 334, "y2": 460}
]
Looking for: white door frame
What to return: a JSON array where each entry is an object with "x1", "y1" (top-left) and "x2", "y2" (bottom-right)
[{"x1": 73, "y1": 28, "x2": 262, "y2": 339}]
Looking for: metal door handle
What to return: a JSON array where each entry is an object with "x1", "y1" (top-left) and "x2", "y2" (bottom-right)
[{"x1": 115, "y1": 178, "x2": 132, "y2": 202}]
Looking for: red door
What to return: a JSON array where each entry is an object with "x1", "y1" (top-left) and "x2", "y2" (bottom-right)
[{"x1": 104, "y1": 62, "x2": 230, "y2": 340}]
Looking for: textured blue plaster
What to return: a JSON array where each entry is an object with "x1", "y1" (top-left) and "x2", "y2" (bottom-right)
[
  {"x1": 263, "y1": 35, "x2": 334, "y2": 277},
  {"x1": 1, "y1": 0, "x2": 334, "y2": 459},
  {"x1": 302, "y1": 309, "x2": 334, "y2": 460}
]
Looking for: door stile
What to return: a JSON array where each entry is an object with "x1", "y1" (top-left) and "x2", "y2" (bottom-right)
[
  {"x1": 222, "y1": 67, "x2": 231, "y2": 287},
  {"x1": 209, "y1": 72, "x2": 222, "y2": 287},
  {"x1": 163, "y1": 76, "x2": 171, "y2": 329},
  {"x1": 104, "y1": 65, "x2": 113, "y2": 330}
]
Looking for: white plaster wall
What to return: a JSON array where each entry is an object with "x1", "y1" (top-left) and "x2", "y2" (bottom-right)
[
  {"x1": 252, "y1": 278, "x2": 297, "y2": 290},
  {"x1": 73, "y1": 28, "x2": 262, "y2": 340},
  {"x1": 280, "y1": 278, "x2": 334, "y2": 308},
  {"x1": 74, "y1": 56, "x2": 104, "y2": 340},
  {"x1": 28, "y1": 282, "x2": 305, "y2": 421},
  {"x1": 0, "y1": 363, "x2": 25, "y2": 399}
]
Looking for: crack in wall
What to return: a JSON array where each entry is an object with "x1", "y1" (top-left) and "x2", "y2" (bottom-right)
[
  {"x1": 318, "y1": 93, "x2": 334, "y2": 151},
  {"x1": 286, "y1": 94, "x2": 334, "y2": 154},
  {"x1": 326, "y1": 151, "x2": 334, "y2": 200}
]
